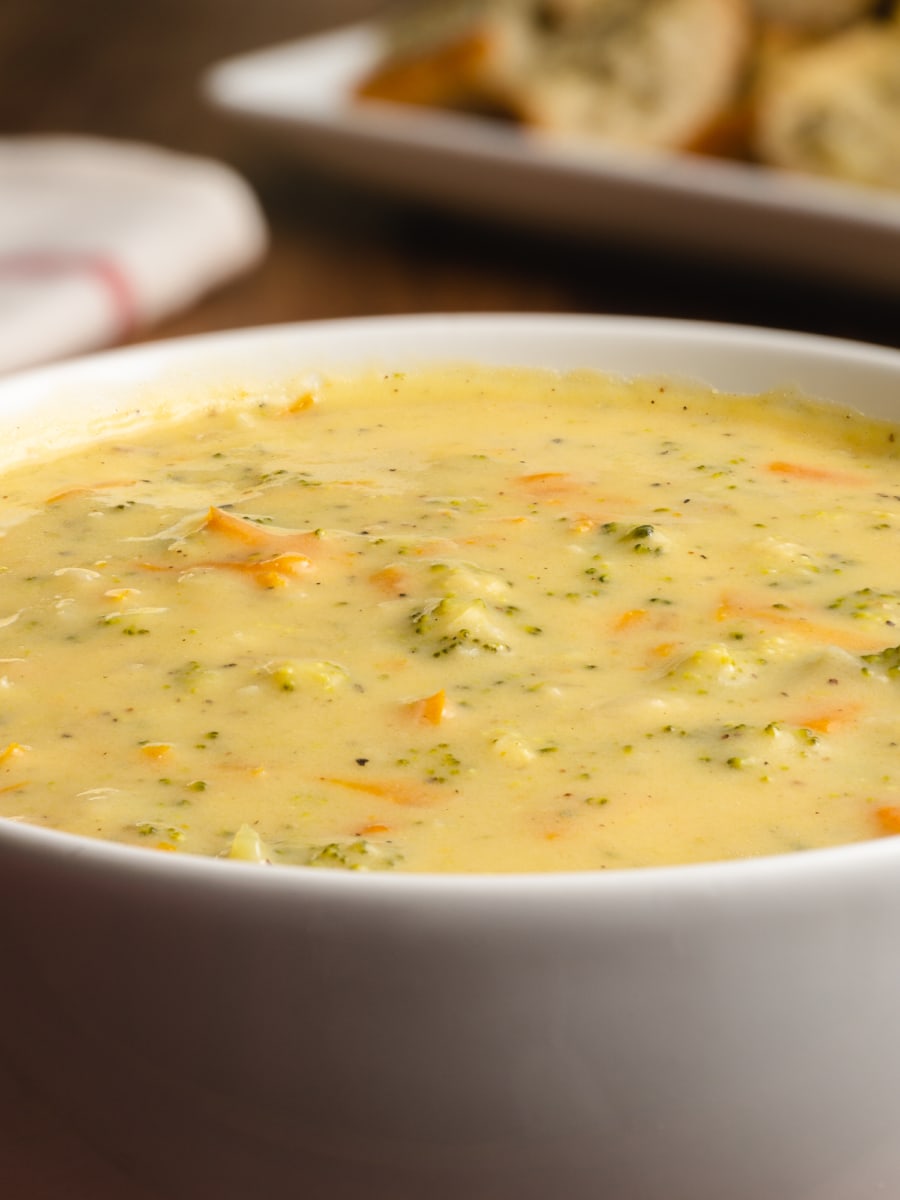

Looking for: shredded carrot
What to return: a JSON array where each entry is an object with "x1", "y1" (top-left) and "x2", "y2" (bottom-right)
[
  {"x1": 876, "y1": 806, "x2": 900, "y2": 835},
  {"x1": 766, "y1": 461, "x2": 865, "y2": 485},
  {"x1": 517, "y1": 472, "x2": 569, "y2": 485},
  {"x1": 46, "y1": 479, "x2": 137, "y2": 504},
  {"x1": 142, "y1": 551, "x2": 311, "y2": 587},
  {"x1": 790, "y1": 706, "x2": 862, "y2": 734},
  {"x1": 359, "y1": 823, "x2": 390, "y2": 835},
  {"x1": 203, "y1": 506, "x2": 273, "y2": 545},
  {"x1": 235, "y1": 554, "x2": 312, "y2": 588},
  {"x1": 613, "y1": 608, "x2": 648, "y2": 632},
  {"x1": 142, "y1": 503, "x2": 334, "y2": 584},
  {"x1": 0, "y1": 782, "x2": 27, "y2": 794},
  {"x1": 217, "y1": 762, "x2": 267, "y2": 777},
  {"x1": 283, "y1": 391, "x2": 317, "y2": 414},
  {"x1": 456, "y1": 517, "x2": 535, "y2": 549},
  {"x1": 406, "y1": 689, "x2": 446, "y2": 725},
  {"x1": 202, "y1": 508, "x2": 328, "y2": 557},
  {"x1": 370, "y1": 565, "x2": 410, "y2": 595},
  {"x1": 649, "y1": 642, "x2": 677, "y2": 658},
  {"x1": 373, "y1": 656, "x2": 410, "y2": 674},
  {"x1": 716, "y1": 594, "x2": 884, "y2": 652},
  {"x1": 514, "y1": 472, "x2": 583, "y2": 498},
  {"x1": 409, "y1": 538, "x2": 459, "y2": 557},
  {"x1": 321, "y1": 777, "x2": 434, "y2": 805},
  {"x1": 0, "y1": 742, "x2": 29, "y2": 766},
  {"x1": 141, "y1": 742, "x2": 173, "y2": 760}
]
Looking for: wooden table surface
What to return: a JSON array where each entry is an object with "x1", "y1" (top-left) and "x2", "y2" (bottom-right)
[
  {"x1": 2, "y1": 0, "x2": 898, "y2": 354},
  {"x1": 0, "y1": 2, "x2": 898, "y2": 1196}
]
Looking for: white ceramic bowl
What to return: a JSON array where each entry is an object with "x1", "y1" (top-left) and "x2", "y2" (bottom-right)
[{"x1": 2, "y1": 315, "x2": 900, "y2": 1200}]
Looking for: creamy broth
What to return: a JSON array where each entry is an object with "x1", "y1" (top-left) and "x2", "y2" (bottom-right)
[{"x1": 2, "y1": 365, "x2": 900, "y2": 872}]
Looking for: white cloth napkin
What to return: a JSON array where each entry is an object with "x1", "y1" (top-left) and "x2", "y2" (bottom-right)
[{"x1": 0, "y1": 136, "x2": 268, "y2": 375}]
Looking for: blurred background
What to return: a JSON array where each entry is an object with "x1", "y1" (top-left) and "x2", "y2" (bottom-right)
[{"x1": 1, "y1": 0, "x2": 897, "y2": 354}]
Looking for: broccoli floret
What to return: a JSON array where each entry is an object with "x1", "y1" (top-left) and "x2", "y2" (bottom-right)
[{"x1": 861, "y1": 645, "x2": 900, "y2": 676}]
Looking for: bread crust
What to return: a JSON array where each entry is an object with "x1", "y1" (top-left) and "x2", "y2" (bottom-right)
[
  {"x1": 356, "y1": 28, "x2": 504, "y2": 111},
  {"x1": 749, "y1": 0, "x2": 882, "y2": 33},
  {"x1": 358, "y1": 0, "x2": 753, "y2": 151},
  {"x1": 752, "y1": 22, "x2": 900, "y2": 190},
  {"x1": 356, "y1": 0, "x2": 900, "y2": 192}
]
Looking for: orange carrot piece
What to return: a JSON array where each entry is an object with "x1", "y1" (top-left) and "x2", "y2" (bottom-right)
[
  {"x1": 374, "y1": 656, "x2": 410, "y2": 674},
  {"x1": 370, "y1": 565, "x2": 410, "y2": 595},
  {"x1": 790, "y1": 706, "x2": 862, "y2": 734},
  {"x1": 142, "y1": 552, "x2": 311, "y2": 587},
  {"x1": 716, "y1": 594, "x2": 884, "y2": 652},
  {"x1": 406, "y1": 689, "x2": 446, "y2": 725},
  {"x1": 202, "y1": 508, "x2": 326, "y2": 556},
  {"x1": 421, "y1": 689, "x2": 446, "y2": 724},
  {"x1": 236, "y1": 554, "x2": 311, "y2": 588},
  {"x1": 764, "y1": 615, "x2": 877, "y2": 651},
  {"x1": 203, "y1": 506, "x2": 273, "y2": 546},
  {"x1": 0, "y1": 742, "x2": 28, "y2": 766},
  {"x1": 140, "y1": 742, "x2": 173, "y2": 760},
  {"x1": 321, "y1": 777, "x2": 433, "y2": 806},
  {"x1": 214, "y1": 761, "x2": 267, "y2": 777},
  {"x1": 649, "y1": 642, "x2": 677, "y2": 659},
  {"x1": 46, "y1": 479, "x2": 137, "y2": 504},
  {"x1": 613, "y1": 608, "x2": 648, "y2": 632},
  {"x1": 284, "y1": 391, "x2": 317, "y2": 414},
  {"x1": 766, "y1": 461, "x2": 865, "y2": 485},
  {"x1": 518, "y1": 472, "x2": 569, "y2": 484},
  {"x1": 514, "y1": 472, "x2": 582, "y2": 497},
  {"x1": 409, "y1": 538, "x2": 459, "y2": 557},
  {"x1": 876, "y1": 806, "x2": 900, "y2": 835},
  {"x1": 359, "y1": 823, "x2": 390, "y2": 835}
]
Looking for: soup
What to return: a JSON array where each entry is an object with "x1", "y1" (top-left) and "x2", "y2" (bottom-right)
[{"x1": 1, "y1": 365, "x2": 899, "y2": 871}]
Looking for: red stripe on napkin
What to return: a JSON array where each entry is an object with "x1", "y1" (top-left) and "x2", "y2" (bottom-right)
[{"x1": 0, "y1": 252, "x2": 138, "y2": 339}]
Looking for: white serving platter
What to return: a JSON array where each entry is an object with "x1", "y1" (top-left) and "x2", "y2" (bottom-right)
[{"x1": 204, "y1": 20, "x2": 900, "y2": 293}]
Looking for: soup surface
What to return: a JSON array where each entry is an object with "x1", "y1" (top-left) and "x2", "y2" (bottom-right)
[{"x1": 2, "y1": 365, "x2": 900, "y2": 872}]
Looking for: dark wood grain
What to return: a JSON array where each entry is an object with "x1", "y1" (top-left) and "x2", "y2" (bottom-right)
[{"x1": 0, "y1": 0, "x2": 896, "y2": 350}]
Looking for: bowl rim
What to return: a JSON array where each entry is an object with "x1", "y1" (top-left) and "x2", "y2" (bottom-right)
[
  {"x1": 3, "y1": 311, "x2": 900, "y2": 900},
  {"x1": 4, "y1": 310, "x2": 900, "y2": 386}
]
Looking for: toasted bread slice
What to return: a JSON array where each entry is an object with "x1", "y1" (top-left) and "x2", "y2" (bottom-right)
[
  {"x1": 358, "y1": 0, "x2": 753, "y2": 152},
  {"x1": 509, "y1": 0, "x2": 752, "y2": 151},
  {"x1": 752, "y1": 22, "x2": 900, "y2": 190},
  {"x1": 356, "y1": 24, "x2": 512, "y2": 112},
  {"x1": 356, "y1": 1, "x2": 521, "y2": 113}
]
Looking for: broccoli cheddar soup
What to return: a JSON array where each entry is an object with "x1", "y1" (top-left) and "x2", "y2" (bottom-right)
[{"x1": 2, "y1": 365, "x2": 900, "y2": 872}]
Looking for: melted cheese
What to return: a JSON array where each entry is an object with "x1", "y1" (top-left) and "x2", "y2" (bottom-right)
[{"x1": 1, "y1": 365, "x2": 900, "y2": 872}]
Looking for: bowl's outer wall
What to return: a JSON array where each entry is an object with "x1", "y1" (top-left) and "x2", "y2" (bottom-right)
[
  {"x1": 1, "y1": 317, "x2": 900, "y2": 1200},
  {"x1": 3, "y1": 831, "x2": 900, "y2": 1200}
]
